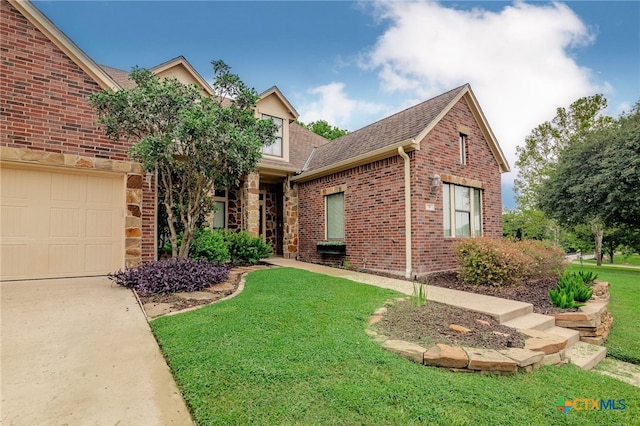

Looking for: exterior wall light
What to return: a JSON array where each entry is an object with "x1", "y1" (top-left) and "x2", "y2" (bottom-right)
[{"x1": 431, "y1": 174, "x2": 442, "y2": 194}]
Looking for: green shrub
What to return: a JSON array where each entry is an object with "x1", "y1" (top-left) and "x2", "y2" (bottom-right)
[
  {"x1": 517, "y1": 240, "x2": 567, "y2": 280},
  {"x1": 220, "y1": 230, "x2": 272, "y2": 265},
  {"x1": 455, "y1": 238, "x2": 567, "y2": 287},
  {"x1": 190, "y1": 229, "x2": 229, "y2": 264}
]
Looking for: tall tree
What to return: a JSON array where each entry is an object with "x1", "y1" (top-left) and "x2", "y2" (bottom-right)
[
  {"x1": 298, "y1": 119, "x2": 348, "y2": 140},
  {"x1": 538, "y1": 102, "x2": 640, "y2": 265},
  {"x1": 514, "y1": 94, "x2": 613, "y2": 209},
  {"x1": 89, "y1": 61, "x2": 276, "y2": 258}
]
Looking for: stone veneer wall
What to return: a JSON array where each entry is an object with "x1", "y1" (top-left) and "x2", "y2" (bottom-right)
[{"x1": 283, "y1": 176, "x2": 298, "y2": 259}]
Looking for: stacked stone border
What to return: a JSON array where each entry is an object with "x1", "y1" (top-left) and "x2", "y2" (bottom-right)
[
  {"x1": 549, "y1": 280, "x2": 612, "y2": 345},
  {"x1": 367, "y1": 284, "x2": 612, "y2": 375}
]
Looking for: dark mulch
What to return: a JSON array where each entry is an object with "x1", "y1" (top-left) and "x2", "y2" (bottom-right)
[
  {"x1": 370, "y1": 270, "x2": 576, "y2": 351},
  {"x1": 377, "y1": 299, "x2": 527, "y2": 350},
  {"x1": 424, "y1": 271, "x2": 577, "y2": 315}
]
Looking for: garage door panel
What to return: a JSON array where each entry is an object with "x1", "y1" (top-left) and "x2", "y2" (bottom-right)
[
  {"x1": 48, "y1": 244, "x2": 81, "y2": 274},
  {"x1": 51, "y1": 173, "x2": 84, "y2": 201},
  {"x1": 1, "y1": 164, "x2": 125, "y2": 281},
  {"x1": 87, "y1": 176, "x2": 116, "y2": 203},
  {"x1": 85, "y1": 244, "x2": 115, "y2": 272},
  {"x1": 85, "y1": 209, "x2": 113, "y2": 237},
  {"x1": 1, "y1": 244, "x2": 29, "y2": 277},
  {"x1": 1, "y1": 205, "x2": 29, "y2": 237},
  {"x1": 1, "y1": 168, "x2": 29, "y2": 198},
  {"x1": 49, "y1": 208, "x2": 81, "y2": 237}
]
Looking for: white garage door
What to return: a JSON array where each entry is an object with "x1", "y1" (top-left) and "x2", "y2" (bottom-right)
[{"x1": 1, "y1": 164, "x2": 125, "y2": 281}]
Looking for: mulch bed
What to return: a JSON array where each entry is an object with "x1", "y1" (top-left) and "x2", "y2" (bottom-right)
[
  {"x1": 378, "y1": 299, "x2": 527, "y2": 350},
  {"x1": 372, "y1": 270, "x2": 576, "y2": 351},
  {"x1": 424, "y1": 271, "x2": 577, "y2": 315}
]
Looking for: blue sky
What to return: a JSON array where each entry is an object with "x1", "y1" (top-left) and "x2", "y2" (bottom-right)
[{"x1": 33, "y1": 1, "x2": 640, "y2": 209}]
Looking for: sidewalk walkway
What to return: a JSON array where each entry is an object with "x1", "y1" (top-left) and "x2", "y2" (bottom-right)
[{"x1": 265, "y1": 258, "x2": 532, "y2": 322}]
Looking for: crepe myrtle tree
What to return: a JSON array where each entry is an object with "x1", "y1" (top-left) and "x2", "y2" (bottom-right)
[{"x1": 89, "y1": 60, "x2": 277, "y2": 258}]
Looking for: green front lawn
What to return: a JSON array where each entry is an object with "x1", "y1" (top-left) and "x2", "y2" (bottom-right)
[
  {"x1": 152, "y1": 268, "x2": 639, "y2": 425},
  {"x1": 568, "y1": 264, "x2": 640, "y2": 364},
  {"x1": 578, "y1": 254, "x2": 640, "y2": 267}
]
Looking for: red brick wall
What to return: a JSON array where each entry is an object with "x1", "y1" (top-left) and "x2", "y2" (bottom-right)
[
  {"x1": 298, "y1": 157, "x2": 408, "y2": 275},
  {"x1": 410, "y1": 97, "x2": 503, "y2": 275},
  {"x1": 297, "y1": 96, "x2": 503, "y2": 276},
  {"x1": 1, "y1": 2, "x2": 155, "y2": 263}
]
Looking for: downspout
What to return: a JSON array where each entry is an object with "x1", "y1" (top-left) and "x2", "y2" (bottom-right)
[{"x1": 397, "y1": 147, "x2": 412, "y2": 278}]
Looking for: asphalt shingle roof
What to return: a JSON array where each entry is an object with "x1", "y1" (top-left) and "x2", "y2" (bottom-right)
[
  {"x1": 99, "y1": 65, "x2": 135, "y2": 89},
  {"x1": 304, "y1": 84, "x2": 468, "y2": 171}
]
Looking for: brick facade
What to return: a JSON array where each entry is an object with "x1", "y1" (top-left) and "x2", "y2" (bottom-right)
[
  {"x1": 1, "y1": 1, "x2": 155, "y2": 267},
  {"x1": 298, "y1": 97, "x2": 503, "y2": 276},
  {"x1": 298, "y1": 156, "x2": 407, "y2": 274}
]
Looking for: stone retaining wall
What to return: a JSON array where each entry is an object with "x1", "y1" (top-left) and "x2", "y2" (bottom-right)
[
  {"x1": 549, "y1": 281, "x2": 613, "y2": 345},
  {"x1": 367, "y1": 304, "x2": 568, "y2": 375}
]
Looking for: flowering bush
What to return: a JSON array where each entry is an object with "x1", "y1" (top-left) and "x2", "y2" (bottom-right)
[
  {"x1": 108, "y1": 258, "x2": 230, "y2": 296},
  {"x1": 455, "y1": 238, "x2": 567, "y2": 287}
]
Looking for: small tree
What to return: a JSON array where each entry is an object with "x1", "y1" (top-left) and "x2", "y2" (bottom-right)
[
  {"x1": 298, "y1": 119, "x2": 348, "y2": 140},
  {"x1": 90, "y1": 61, "x2": 276, "y2": 258},
  {"x1": 537, "y1": 102, "x2": 640, "y2": 266}
]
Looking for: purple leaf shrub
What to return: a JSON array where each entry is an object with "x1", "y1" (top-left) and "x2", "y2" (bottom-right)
[{"x1": 108, "y1": 258, "x2": 230, "y2": 296}]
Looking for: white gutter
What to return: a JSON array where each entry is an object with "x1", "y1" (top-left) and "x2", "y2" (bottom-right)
[
  {"x1": 292, "y1": 139, "x2": 420, "y2": 183},
  {"x1": 397, "y1": 146, "x2": 412, "y2": 279}
]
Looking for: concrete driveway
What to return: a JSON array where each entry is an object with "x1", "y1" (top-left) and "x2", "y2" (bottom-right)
[{"x1": 1, "y1": 276, "x2": 193, "y2": 425}]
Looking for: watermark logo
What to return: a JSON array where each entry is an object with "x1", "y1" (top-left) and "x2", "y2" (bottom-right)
[{"x1": 556, "y1": 397, "x2": 627, "y2": 414}]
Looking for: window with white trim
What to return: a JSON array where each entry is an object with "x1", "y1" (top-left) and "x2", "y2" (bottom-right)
[
  {"x1": 212, "y1": 189, "x2": 227, "y2": 229},
  {"x1": 459, "y1": 133, "x2": 467, "y2": 165},
  {"x1": 443, "y1": 183, "x2": 482, "y2": 237},
  {"x1": 325, "y1": 192, "x2": 344, "y2": 239},
  {"x1": 261, "y1": 114, "x2": 283, "y2": 157}
]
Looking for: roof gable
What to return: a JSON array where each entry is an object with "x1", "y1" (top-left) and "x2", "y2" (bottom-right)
[
  {"x1": 298, "y1": 84, "x2": 509, "y2": 180},
  {"x1": 258, "y1": 86, "x2": 298, "y2": 121},
  {"x1": 9, "y1": 0, "x2": 118, "y2": 90},
  {"x1": 151, "y1": 56, "x2": 215, "y2": 96}
]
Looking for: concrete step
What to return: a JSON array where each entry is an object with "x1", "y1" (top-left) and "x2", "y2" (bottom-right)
[
  {"x1": 545, "y1": 326, "x2": 581, "y2": 347},
  {"x1": 501, "y1": 313, "x2": 555, "y2": 331},
  {"x1": 425, "y1": 285, "x2": 533, "y2": 323},
  {"x1": 566, "y1": 341, "x2": 607, "y2": 370}
]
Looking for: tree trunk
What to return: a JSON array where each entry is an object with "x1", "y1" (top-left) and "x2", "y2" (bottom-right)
[
  {"x1": 161, "y1": 168, "x2": 179, "y2": 258},
  {"x1": 591, "y1": 220, "x2": 604, "y2": 267}
]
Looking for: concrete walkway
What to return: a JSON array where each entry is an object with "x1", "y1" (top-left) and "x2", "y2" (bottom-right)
[
  {"x1": 265, "y1": 258, "x2": 532, "y2": 322},
  {"x1": 1, "y1": 276, "x2": 193, "y2": 425}
]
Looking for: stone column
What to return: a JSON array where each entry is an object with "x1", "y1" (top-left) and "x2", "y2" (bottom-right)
[
  {"x1": 283, "y1": 176, "x2": 298, "y2": 258},
  {"x1": 244, "y1": 171, "x2": 260, "y2": 236}
]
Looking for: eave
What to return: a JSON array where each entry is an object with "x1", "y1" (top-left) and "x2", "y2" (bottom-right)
[{"x1": 292, "y1": 139, "x2": 420, "y2": 183}]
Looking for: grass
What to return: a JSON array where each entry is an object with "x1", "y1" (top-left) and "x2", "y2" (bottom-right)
[
  {"x1": 151, "y1": 268, "x2": 640, "y2": 425},
  {"x1": 579, "y1": 253, "x2": 640, "y2": 267},
  {"x1": 568, "y1": 264, "x2": 640, "y2": 364}
]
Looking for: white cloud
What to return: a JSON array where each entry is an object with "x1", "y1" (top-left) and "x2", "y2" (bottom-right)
[
  {"x1": 297, "y1": 82, "x2": 387, "y2": 129},
  {"x1": 360, "y1": 0, "x2": 607, "y2": 182}
]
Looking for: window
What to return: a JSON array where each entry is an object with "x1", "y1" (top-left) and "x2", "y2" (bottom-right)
[
  {"x1": 459, "y1": 133, "x2": 467, "y2": 165},
  {"x1": 262, "y1": 114, "x2": 283, "y2": 157},
  {"x1": 443, "y1": 183, "x2": 482, "y2": 237},
  {"x1": 212, "y1": 189, "x2": 227, "y2": 229},
  {"x1": 325, "y1": 192, "x2": 344, "y2": 239}
]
